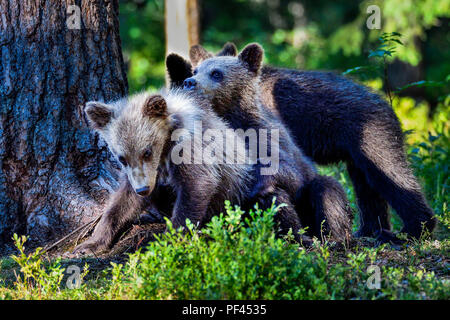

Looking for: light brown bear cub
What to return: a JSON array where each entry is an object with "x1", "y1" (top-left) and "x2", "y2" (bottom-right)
[
  {"x1": 74, "y1": 90, "x2": 256, "y2": 254},
  {"x1": 74, "y1": 90, "x2": 309, "y2": 255},
  {"x1": 172, "y1": 43, "x2": 352, "y2": 243}
]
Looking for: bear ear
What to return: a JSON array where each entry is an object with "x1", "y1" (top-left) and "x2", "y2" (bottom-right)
[
  {"x1": 143, "y1": 95, "x2": 167, "y2": 118},
  {"x1": 216, "y1": 42, "x2": 238, "y2": 57},
  {"x1": 85, "y1": 101, "x2": 114, "y2": 130},
  {"x1": 166, "y1": 53, "x2": 193, "y2": 89},
  {"x1": 238, "y1": 43, "x2": 264, "y2": 75},
  {"x1": 189, "y1": 44, "x2": 212, "y2": 67}
]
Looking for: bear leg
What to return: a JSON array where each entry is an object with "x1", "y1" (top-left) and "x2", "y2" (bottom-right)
[
  {"x1": 347, "y1": 163, "x2": 390, "y2": 238},
  {"x1": 296, "y1": 175, "x2": 353, "y2": 243},
  {"x1": 350, "y1": 147, "x2": 436, "y2": 240},
  {"x1": 72, "y1": 177, "x2": 142, "y2": 256}
]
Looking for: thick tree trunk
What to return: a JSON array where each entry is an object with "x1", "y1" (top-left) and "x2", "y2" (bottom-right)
[{"x1": 0, "y1": 0, "x2": 128, "y2": 251}]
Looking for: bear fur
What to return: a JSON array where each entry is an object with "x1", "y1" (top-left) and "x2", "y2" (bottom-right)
[
  {"x1": 166, "y1": 42, "x2": 436, "y2": 242},
  {"x1": 170, "y1": 43, "x2": 353, "y2": 243},
  {"x1": 74, "y1": 89, "x2": 323, "y2": 255}
]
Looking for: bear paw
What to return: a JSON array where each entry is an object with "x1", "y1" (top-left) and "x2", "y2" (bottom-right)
[
  {"x1": 70, "y1": 239, "x2": 108, "y2": 258},
  {"x1": 374, "y1": 229, "x2": 406, "y2": 250}
]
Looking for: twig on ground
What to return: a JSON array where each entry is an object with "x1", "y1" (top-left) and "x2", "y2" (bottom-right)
[{"x1": 41, "y1": 216, "x2": 101, "y2": 254}]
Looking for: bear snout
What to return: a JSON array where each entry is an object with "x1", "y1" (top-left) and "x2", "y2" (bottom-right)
[{"x1": 183, "y1": 78, "x2": 197, "y2": 90}]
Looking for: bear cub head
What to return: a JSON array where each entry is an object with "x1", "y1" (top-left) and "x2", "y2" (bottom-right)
[
  {"x1": 84, "y1": 93, "x2": 181, "y2": 197},
  {"x1": 176, "y1": 43, "x2": 264, "y2": 114}
]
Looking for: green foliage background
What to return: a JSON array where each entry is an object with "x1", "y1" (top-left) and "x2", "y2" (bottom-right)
[{"x1": 121, "y1": 0, "x2": 449, "y2": 101}]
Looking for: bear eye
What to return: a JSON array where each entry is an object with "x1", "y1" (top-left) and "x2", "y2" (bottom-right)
[
  {"x1": 143, "y1": 149, "x2": 152, "y2": 160},
  {"x1": 118, "y1": 156, "x2": 127, "y2": 166},
  {"x1": 210, "y1": 69, "x2": 223, "y2": 81},
  {"x1": 193, "y1": 69, "x2": 198, "y2": 75}
]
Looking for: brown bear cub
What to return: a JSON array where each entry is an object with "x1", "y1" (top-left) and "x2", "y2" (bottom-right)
[
  {"x1": 167, "y1": 42, "x2": 436, "y2": 243},
  {"x1": 73, "y1": 90, "x2": 257, "y2": 254},
  {"x1": 74, "y1": 89, "x2": 324, "y2": 255},
  {"x1": 169, "y1": 43, "x2": 353, "y2": 244}
]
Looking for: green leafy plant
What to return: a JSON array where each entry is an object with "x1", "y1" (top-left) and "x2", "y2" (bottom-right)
[
  {"x1": 5, "y1": 234, "x2": 91, "y2": 299},
  {"x1": 409, "y1": 130, "x2": 449, "y2": 232},
  {"x1": 110, "y1": 202, "x2": 448, "y2": 300},
  {"x1": 10, "y1": 234, "x2": 65, "y2": 299},
  {"x1": 0, "y1": 204, "x2": 448, "y2": 300},
  {"x1": 344, "y1": 32, "x2": 404, "y2": 105}
]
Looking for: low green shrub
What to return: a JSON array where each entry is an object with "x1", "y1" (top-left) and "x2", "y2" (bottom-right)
[
  {"x1": 112, "y1": 201, "x2": 448, "y2": 300},
  {"x1": 1, "y1": 200, "x2": 448, "y2": 300}
]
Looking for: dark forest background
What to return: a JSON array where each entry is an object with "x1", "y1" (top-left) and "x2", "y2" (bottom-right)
[{"x1": 121, "y1": 0, "x2": 449, "y2": 106}]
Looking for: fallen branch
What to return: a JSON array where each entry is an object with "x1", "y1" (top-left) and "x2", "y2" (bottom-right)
[{"x1": 42, "y1": 216, "x2": 101, "y2": 254}]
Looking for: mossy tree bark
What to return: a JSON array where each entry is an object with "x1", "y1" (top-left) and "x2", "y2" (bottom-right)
[{"x1": 0, "y1": 0, "x2": 127, "y2": 251}]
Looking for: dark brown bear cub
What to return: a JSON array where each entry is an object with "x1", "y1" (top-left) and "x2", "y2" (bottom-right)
[
  {"x1": 167, "y1": 42, "x2": 436, "y2": 243},
  {"x1": 171, "y1": 43, "x2": 353, "y2": 243}
]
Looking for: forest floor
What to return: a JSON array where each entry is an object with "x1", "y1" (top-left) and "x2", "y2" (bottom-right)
[{"x1": 0, "y1": 212, "x2": 448, "y2": 300}]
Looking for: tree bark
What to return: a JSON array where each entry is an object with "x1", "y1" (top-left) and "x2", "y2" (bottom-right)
[{"x1": 0, "y1": 0, "x2": 128, "y2": 251}]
